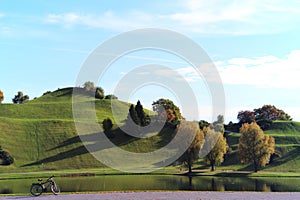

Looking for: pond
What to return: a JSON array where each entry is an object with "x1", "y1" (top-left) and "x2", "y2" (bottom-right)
[{"x1": 1, "y1": 175, "x2": 300, "y2": 194}]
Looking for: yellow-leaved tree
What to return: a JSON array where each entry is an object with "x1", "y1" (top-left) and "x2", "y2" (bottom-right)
[
  {"x1": 238, "y1": 122, "x2": 275, "y2": 172},
  {"x1": 204, "y1": 127, "x2": 228, "y2": 171},
  {"x1": 0, "y1": 90, "x2": 3, "y2": 103},
  {"x1": 178, "y1": 121, "x2": 204, "y2": 174}
]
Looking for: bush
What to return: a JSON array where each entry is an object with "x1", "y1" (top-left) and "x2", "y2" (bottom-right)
[{"x1": 0, "y1": 150, "x2": 14, "y2": 165}]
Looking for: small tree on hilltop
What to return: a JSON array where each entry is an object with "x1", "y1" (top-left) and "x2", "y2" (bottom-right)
[
  {"x1": 238, "y1": 122, "x2": 275, "y2": 172},
  {"x1": 0, "y1": 90, "x2": 4, "y2": 103},
  {"x1": 12, "y1": 91, "x2": 29, "y2": 104},
  {"x1": 83, "y1": 81, "x2": 95, "y2": 92}
]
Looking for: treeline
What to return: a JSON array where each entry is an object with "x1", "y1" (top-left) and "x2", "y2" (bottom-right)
[
  {"x1": 72, "y1": 81, "x2": 118, "y2": 100},
  {"x1": 226, "y1": 105, "x2": 292, "y2": 132},
  {"x1": 0, "y1": 81, "x2": 119, "y2": 105},
  {"x1": 103, "y1": 99, "x2": 281, "y2": 173}
]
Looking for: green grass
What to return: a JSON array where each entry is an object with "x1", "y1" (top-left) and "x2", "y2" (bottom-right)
[
  {"x1": 1, "y1": 87, "x2": 300, "y2": 175},
  {"x1": 0, "y1": 88, "x2": 170, "y2": 173}
]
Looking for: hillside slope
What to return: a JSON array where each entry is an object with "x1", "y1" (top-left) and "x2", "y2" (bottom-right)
[
  {"x1": 221, "y1": 121, "x2": 300, "y2": 172},
  {"x1": 0, "y1": 88, "x2": 130, "y2": 171}
]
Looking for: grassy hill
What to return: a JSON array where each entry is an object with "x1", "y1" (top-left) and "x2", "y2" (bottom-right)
[
  {"x1": 0, "y1": 87, "x2": 300, "y2": 173},
  {"x1": 0, "y1": 88, "x2": 132, "y2": 171},
  {"x1": 217, "y1": 121, "x2": 300, "y2": 172},
  {"x1": 0, "y1": 87, "x2": 175, "y2": 172}
]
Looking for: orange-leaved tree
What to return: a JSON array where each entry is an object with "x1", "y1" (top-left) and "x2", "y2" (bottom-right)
[{"x1": 0, "y1": 90, "x2": 3, "y2": 103}]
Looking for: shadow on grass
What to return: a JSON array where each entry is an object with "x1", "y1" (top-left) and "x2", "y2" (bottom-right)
[
  {"x1": 23, "y1": 123, "x2": 176, "y2": 167},
  {"x1": 264, "y1": 146, "x2": 300, "y2": 170}
]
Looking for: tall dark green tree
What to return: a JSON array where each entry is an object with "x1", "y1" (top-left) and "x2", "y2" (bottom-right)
[
  {"x1": 135, "y1": 100, "x2": 150, "y2": 126},
  {"x1": 128, "y1": 104, "x2": 141, "y2": 126}
]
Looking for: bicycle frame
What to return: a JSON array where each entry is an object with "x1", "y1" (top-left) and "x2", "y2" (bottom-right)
[{"x1": 40, "y1": 178, "x2": 55, "y2": 192}]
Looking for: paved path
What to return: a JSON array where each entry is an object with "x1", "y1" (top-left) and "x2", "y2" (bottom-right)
[{"x1": 1, "y1": 192, "x2": 300, "y2": 200}]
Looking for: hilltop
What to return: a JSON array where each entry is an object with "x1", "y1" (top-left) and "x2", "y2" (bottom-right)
[{"x1": 0, "y1": 87, "x2": 300, "y2": 173}]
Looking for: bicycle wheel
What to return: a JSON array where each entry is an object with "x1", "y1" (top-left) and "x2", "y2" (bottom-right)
[
  {"x1": 51, "y1": 183, "x2": 60, "y2": 195},
  {"x1": 30, "y1": 184, "x2": 43, "y2": 196}
]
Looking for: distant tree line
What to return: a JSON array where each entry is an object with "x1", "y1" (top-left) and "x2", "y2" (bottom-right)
[{"x1": 82, "y1": 81, "x2": 118, "y2": 100}]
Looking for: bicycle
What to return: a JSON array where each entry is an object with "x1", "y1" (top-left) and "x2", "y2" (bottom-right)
[{"x1": 30, "y1": 175, "x2": 60, "y2": 196}]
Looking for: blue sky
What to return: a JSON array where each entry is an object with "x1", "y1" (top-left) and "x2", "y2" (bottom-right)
[{"x1": 1, "y1": 0, "x2": 300, "y2": 122}]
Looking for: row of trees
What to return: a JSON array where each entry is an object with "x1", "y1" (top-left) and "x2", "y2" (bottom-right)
[
  {"x1": 102, "y1": 98, "x2": 275, "y2": 173},
  {"x1": 177, "y1": 118, "x2": 275, "y2": 173},
  {"x1": 0, "y1": 90, "x2": 30, "y2": 104},
  {"x1": 83, "y1": 81, "x2": 118, "y2": 100},
  {"x1": 237, "y1": 105, "x2": 292, "y2": 124}
]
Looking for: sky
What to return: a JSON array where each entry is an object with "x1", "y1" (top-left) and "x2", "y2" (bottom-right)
[{"x1": 0, "y1": 0, "x2": 300, "y2": 123}]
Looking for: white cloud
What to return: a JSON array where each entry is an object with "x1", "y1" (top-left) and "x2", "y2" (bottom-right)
[
  {"x1": 173, "y1": 50, "x2": 300, "y2": 89},
  {"x1": 218, "y1": 50, "x2": 300, "y2": 88},
  {"x1": 45, "y1": 0, "x2": 300, "y2": 35},
  {"x1": 45, "y1": 11, "x2": 156, "y2": 31}
]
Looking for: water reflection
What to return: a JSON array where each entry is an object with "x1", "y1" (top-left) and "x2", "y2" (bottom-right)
[{"x1": 0, "y1": 175, "x2": 299, "y2": 194}]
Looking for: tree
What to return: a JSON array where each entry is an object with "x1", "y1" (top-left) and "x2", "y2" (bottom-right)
[
  {"x1": 135, "y1": 100, "x2": 150, "y2": 126},
  {"x1": 127, "y1": 104, "x2": 141, "y2": 126},
  {"x1": 105, "y1": 94, "x2": 118, "y2": 99},
  {"x1": 238, "y1": 122, "x2": 275, "y2": 172},
  {"x1": 210, "y1": 115, "x2": 225, "y2": 133},
  {"x1": 126, "y1": 101, "x2": 150, "y2": 127},
  {"x1": 0, "y1": 90, "x2": 3, "y2": 103},
  {"x1": 152, "y1": 98, "x2": 183, "y2": 124},
  {"x1": 199, "y1": 120, "x2": 209, "y2": 130},
  {"x1": 237, "y1": 110, "x2": 255, "y2": 124},
  {"x1": 102, "y1": 118, "x2": 113, "y2": 134},
  {"x1": 254, "y1": 105, "x2": 291, "y2": 121},
  {"x1": 83, "y1": 81, "x2": 95, "y2": 91},
  {"x1": 204, "y1": 128, "x2": 228, "y2": 171},
  {"x1": 95, "y1": 87, "x2": 105, "y2": 99},
  {"x1": 83, "y1": 81, "x2": 105, "y2": 99},
  {"x1": 178, "y1": 121, "x2": 204, "y2": 174},
  {"x1": 204, "y1": 116, "x2": 228, "y2": 171},
  {"x1": 12, "y1": 91, "x2": 29, "y2": 104},
  {"x1": 0, "y1": 146, "x2": 14, "y2": 165}
]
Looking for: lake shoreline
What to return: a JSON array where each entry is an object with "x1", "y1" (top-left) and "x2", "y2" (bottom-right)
[{"x1": 1, "y1": 169, "x2": 300, "y2": 180}]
